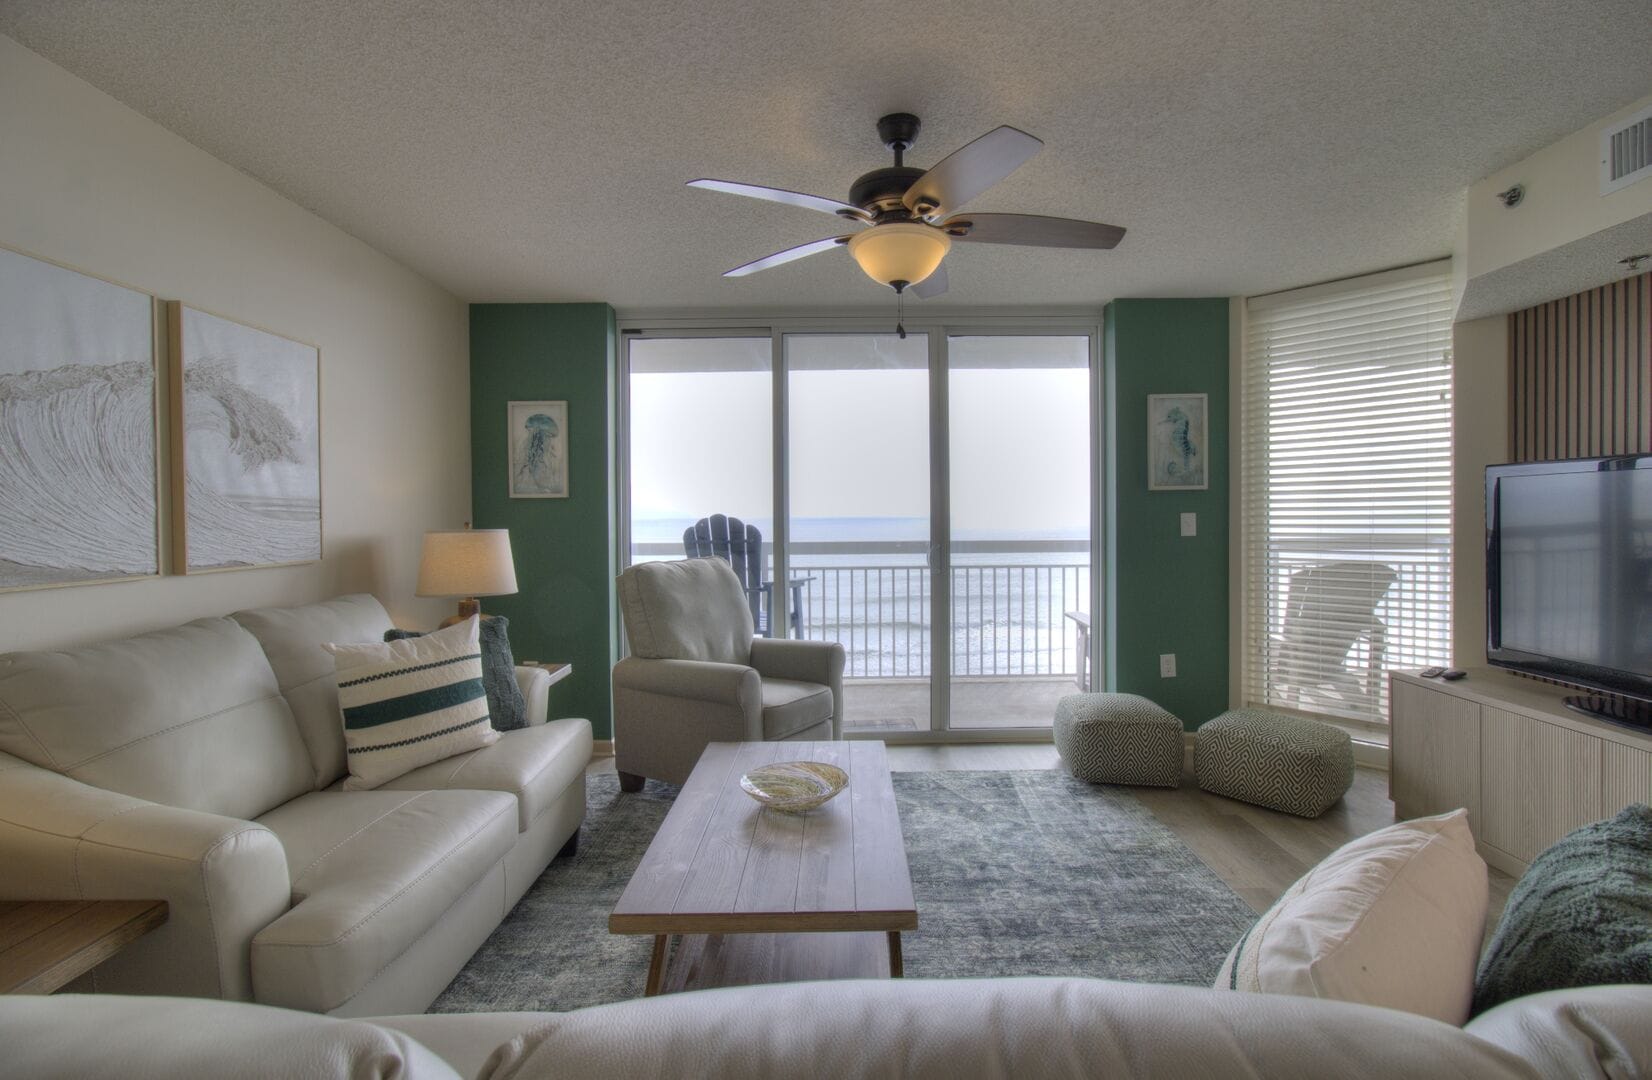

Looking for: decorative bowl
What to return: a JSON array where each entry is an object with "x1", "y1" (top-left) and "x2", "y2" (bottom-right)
[{"x1": 739, "y1": 761, "x2": 849, "y2": 814}]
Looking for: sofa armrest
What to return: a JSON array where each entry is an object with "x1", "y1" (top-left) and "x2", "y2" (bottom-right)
[
  {"x1": 749, "y1": 638, "x2": 846, "y2": 739},
  {"x1": 515, "y1": 665, "x2": 551, "y2": 726},
  {"x1": 612, "y1": 657, "x2": 760, "y2": 710},
  {"x1": 0, "y1": 751, "x2": 291, "y2": 1001}
]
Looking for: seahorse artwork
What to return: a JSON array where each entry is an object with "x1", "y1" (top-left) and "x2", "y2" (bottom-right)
[
  {"x1": 515, "y1": 412, "x2": 563, "y2": 494},
  {"x1": 1162, "y1": 405, "x2": 1198, "y2": 481}
]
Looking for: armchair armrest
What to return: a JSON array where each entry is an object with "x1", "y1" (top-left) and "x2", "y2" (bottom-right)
[
  {"x1": 749, "y1": 638, "x2": 844, "y2": 686},
  {"x1": 612, "y1": 656, "x2": 761, "y2": 710},
  {"x1": 611, "y1": 658, "x2": 764, "y2": 783},
  {"x1": 750, "y1": 638, "x2": 846, "y2": 739},
  {"x1": 515, "y1": 665, "x2": 551, "y2": 726},
  {"x1": 0, "y1": 751, "x2": 290, "y2": 1001}
]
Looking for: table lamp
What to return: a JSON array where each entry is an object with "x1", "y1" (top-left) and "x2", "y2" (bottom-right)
[{"x1": 417, "y1": 526, "x2": 519, "y2": 627}]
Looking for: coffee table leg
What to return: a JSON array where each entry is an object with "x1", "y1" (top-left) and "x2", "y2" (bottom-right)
[
  {"x1": 887, "y1": 931, "x2": 903, "y2": 978},
  {"x1": 645, "y1": 934, "x2": 670, "y2": 996}
]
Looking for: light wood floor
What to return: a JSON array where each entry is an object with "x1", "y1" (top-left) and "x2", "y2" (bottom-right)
[{"x1": 586, "y1": 743, "x2": 1515, "y2": 924}]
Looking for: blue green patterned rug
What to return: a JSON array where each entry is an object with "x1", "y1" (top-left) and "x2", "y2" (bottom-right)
[{"x1": 430, "y1": 769, "x2": 1257, "y2": 1012}]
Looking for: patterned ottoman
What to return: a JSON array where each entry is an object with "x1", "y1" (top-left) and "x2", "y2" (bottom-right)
[
  {"x1": 1194, "y1": 709, "x2": 1353, "y2": 818},
  {"x1": 1053, "y1": 693, "x2": 1183, "y2": 787}
]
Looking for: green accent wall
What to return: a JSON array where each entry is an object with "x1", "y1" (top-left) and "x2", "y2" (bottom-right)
[
  {"x1": 470, "y1": 303, "x2": 618, "y2": 738},
  {"x1": 1105, "y1": 299, "x2": 1230, "y2": 729}
]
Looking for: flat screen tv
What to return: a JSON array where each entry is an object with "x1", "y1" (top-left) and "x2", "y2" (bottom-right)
[{"x1": 1486, "y1": 455, "x2": 1652, "y2": 729}]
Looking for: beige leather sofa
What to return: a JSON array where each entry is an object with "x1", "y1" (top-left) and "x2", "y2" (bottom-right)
[
  {"x1": 0, "y1": 594, "x2": 592, "y2": 1017},
  {"x1": 4, "y1": 979, "x2": 1651, "y2": 1079},
  {"x1": 612, "y1": 558, "x2": 845, "y2": 790}
]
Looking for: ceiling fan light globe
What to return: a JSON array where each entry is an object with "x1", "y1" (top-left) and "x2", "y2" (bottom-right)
[{"x1": 846, "y1": 222, "x2": 950, "y2": 289}]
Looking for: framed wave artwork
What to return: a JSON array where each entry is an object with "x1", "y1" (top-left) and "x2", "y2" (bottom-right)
[
  {"x1": 168, "y1": 303, "x2": 322, "y2": 572},
  {"x1": 0, "y1": 246, "x2": 162, "y2": 591}
]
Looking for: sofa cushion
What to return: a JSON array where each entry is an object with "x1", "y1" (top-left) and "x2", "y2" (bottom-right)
[
  {"x1": 1472, "y1": 802, "x2": 1652, "y2": 1017},
  {"x1": 1214, "y1": 808, "x2": 1487, "y2": 1025},
  {"x1": 251, "y1": 788, "x2": 516, "y2": 1013},
  {"x1": 0, "y1": 993, "x2": 462, "y2": 1080},
  {"x1": 761, "y1": 678, "x2": 833, "y2": 740},
  {"x1": 0, "y1": 617, "x2": 311, "y2": 821},
  {"x1": 373, "y1": 717, "x2": 593, "y2": 832},
  {"x1": 233, "y1": 594, "x2": 395, "y2": 788},
  {"x1": 616, "y1": 558, "x2": 754, "y2": 665},
  {"x1": 326, "y1": 617, "x2": 500, "y2": 791},
  {"x1": 387, "y1": 616, "x2": 528, "y2": 731}
]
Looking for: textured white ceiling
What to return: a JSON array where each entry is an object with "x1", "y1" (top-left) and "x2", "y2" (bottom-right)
[{"x1": 2, "y1": 0, "x2": 1649, "y2": 309}]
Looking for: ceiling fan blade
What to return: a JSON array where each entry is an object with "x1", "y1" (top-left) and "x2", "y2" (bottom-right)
[
  {"x1": 901, "y1": 126, "x2": 1043, "y2": 220},
  {"x1": 689, "y1": 179, "x2": 871, "y2": 221},
  {"x1": 910, "y1": 266, "x2": 949, "y2": 299},
  {"x1": 944, "y1": 212, "x2": 1125, "y2": 249},
  {"x1": 723, "y1": 235, "x2": 852, "y2": 277}
]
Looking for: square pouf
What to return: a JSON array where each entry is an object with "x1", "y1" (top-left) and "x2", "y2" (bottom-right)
[
  {"x1": 1053, "y1": 693, "x2": 1184, "y2": 787},
  {"x1": 1195, "y1": 709, "x2": 1354, "y2": 818}
]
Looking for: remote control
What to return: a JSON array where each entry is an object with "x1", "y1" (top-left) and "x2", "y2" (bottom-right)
[
  {"x1": 1441, "y1": 669, "x2": 1467, "y2": 681},
  {"x1": 1418, "y1": 667, "x2": 1445, "y2": 678}
]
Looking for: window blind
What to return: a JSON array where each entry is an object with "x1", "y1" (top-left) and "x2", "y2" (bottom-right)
[{"x1": 1241, "y1": 264, "x2": 1454, "y2": 730}]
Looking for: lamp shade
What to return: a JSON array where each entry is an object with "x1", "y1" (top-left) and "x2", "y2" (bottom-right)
[
  {"x1": 846, "y1": 222, "x2": 950, "y2": 288},
  {"x1": 416, "y1": 529, "x2": 519, "y2": 598}
]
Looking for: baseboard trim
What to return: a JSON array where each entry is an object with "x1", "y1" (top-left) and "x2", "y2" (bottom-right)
[{"x1": 591, "y1": 739, "x2": 614, "y2": 758}]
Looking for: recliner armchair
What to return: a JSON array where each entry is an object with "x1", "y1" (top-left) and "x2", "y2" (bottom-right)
[{"x1": 612, "y1": 558, "x2": 845, "y2": 791}]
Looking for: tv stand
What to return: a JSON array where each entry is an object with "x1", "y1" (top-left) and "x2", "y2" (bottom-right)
[
  {"x1": 1562, "y1": 694, "x2": 1652, "y2": 733},
  {"x1": 1390, "y1": 668, "x2": 1652, "y2": 877}
]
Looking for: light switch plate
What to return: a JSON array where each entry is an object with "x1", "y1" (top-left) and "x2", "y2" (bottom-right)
[
  {"x1": 1180, "y1": 512, "x2": 1197, "y2": 537},
  {"x1": 1159, "y1": 653, "x2": 1177, "y2": 678}
]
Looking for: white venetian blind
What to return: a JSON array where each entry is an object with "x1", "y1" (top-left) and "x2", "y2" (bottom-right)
[{"x1": 1242, "y1": 263, "x2": 1454, "y2": 729}]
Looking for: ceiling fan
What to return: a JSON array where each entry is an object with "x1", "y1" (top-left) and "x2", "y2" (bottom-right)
[{"x1": 687, "y1": 113, "x2": 1125, "y2": 301}]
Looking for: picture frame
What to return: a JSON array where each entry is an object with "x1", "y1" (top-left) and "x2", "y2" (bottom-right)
[
  {"x1": 508, "y1": 400, "x2": 569, "y2": 498},
  {"x1": 1147, "y1": 393, "x2": 1208, "y2": 491},
  {"x1": 168, "y1": 302, "x2": 322, "y2": 573},
  {"x1": 0, "y1": 244, "x2": 163, "y2": 592}
]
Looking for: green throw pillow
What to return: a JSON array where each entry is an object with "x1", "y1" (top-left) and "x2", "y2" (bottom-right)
[
  {"x1": 385, "y1": 615, "x2": 528, "y2": 731},
  {"x1": 1471, "y1": 803, "x2": 1652, "y2": 1016}
]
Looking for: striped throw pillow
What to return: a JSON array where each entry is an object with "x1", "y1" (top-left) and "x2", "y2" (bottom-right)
[{"x1": 324, "y1": 615, "x2": 499, "y2": 790}]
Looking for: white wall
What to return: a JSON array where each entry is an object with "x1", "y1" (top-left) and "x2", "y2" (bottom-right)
[
  {"x1": 1449, "y1": 314, "x2": 1509, "y2": 667},
  {"x1": 0, "y1": 36, "x2": 471, "y2": 651},
  {"x1": 1464, "y1": 91, "x2": 1652, "y2": 283}
]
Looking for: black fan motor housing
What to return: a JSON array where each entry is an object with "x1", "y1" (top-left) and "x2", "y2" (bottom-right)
[{"x1": 849, "y1": 166, "x2": 925, "y2": 215}]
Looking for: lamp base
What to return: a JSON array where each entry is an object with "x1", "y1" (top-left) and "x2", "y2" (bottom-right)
[{"x1": 438, "y1": 597, "x2": 481, "y2": 629}]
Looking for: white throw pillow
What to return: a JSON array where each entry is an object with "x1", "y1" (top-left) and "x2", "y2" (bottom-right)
[
  {"x1": 1214, "y1": 808, "x2": 1488, "y2": 1024},
  {"x1": 324, "y1": 615, "x2": 498, "y2": 790}
]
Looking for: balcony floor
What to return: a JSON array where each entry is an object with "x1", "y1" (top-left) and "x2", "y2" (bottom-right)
[{"x1": 843, "y1": 675, "x2": 1076, "y2": 732}]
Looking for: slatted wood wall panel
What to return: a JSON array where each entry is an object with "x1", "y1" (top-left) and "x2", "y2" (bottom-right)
[{"x1": 1509, "y1": 272, "x2": 1652, "y2": 461}]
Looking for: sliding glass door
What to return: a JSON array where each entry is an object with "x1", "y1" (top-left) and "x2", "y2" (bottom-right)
[
  {"x1": 948, "y1": 335, "x2": 1094, "y2": 728},
  {"x1": 786, "y1": 333, "x2": 934, "y2": 734},
  {"x1": 622, "y1": 322, "x2": 1098, "y2": 739},
  {"x1": 625, "y1": 335, "x2": 772, "y2": 575}
]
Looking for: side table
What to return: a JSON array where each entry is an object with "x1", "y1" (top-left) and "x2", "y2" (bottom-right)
[{"x1": 0, "y1": 899, "x2": 169, "y2": 994}]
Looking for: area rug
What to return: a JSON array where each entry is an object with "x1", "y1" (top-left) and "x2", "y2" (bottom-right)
[{"x1": 429, "y1": 770, "x2": 1258, "y2": 1013}]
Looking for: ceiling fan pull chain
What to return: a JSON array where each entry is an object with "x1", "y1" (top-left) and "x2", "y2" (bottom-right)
[{"x1": 896, "y1": 287, "x2": 907, "y2": 340}]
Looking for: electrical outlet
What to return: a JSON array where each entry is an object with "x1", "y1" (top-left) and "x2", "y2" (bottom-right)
[
  {"x1": 1159, "y1": 653, "x2": 1177, "y2": 678},
  {"x1": 1180, "y1": 512, "x2": 1197, "y2": 537}
]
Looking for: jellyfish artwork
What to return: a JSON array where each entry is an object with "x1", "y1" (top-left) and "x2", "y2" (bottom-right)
[
  {"x1": 515, "y1": 412, "x2": 563, "y2": 494},
  {"x1": 1161, "y1": 405, "x2": 1198, "y2": 481}
]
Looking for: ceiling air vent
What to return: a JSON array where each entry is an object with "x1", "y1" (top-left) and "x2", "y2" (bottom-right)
[{"x1": 1601, "y1": 102, "x2": 1652, "y2": 195}]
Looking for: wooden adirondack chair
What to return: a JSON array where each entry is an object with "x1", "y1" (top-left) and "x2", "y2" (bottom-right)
[
  {"x1": 1273, "y1": 561, "x2": 1398, "y2": 712},
  {"x1": 682, "y1": 514, "x2": 808, "y2": 638}
]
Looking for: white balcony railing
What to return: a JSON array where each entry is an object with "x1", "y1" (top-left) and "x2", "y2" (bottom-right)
[{"x1": 631, "y1": 541, "x2": 1092, "y2": 681}]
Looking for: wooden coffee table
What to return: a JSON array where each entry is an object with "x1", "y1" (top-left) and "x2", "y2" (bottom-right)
[{"x1": 610, "y1": 739, "x2": 917, "y2": 996}]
